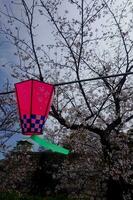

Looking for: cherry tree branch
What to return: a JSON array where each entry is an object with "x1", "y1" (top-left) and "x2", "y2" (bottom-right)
[{"x1": 22, "y1": 0, "x2": 43, "y2": 81}]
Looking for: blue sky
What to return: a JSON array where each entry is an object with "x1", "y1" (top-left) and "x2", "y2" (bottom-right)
[{"x1": 0, "y1": 37, "x2": 15, "y2": 85}]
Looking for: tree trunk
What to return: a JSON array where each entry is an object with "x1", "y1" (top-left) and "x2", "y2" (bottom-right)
[
  {"x1": 100, "y1": 135, "x2": 124, "y2": 200},
  {"x1": 107, "y1": 176, "x2": 133, "y2": 200},
  {"x1": 107, "y1": 177, "x2": 124, "y2": 200}
]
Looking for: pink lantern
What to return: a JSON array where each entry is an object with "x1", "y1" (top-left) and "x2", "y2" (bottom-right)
[{"x1": 15, "y1": 80, "x2": 54, "y2": 135}]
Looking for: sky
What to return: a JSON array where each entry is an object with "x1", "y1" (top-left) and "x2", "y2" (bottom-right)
[{"x1": 0, "y1": 37, "x2": 15, "y2": 85}]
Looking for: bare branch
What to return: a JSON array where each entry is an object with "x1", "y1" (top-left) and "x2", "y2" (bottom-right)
[{"x1": 22, "y1": 0, "x2": 43, "y2": 81}]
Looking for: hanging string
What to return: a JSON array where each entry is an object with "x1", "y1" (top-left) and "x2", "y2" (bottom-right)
[
  {"x1": 0, "y1": 71, "x2": 133, "y2": 95},
  {"x1": 54, "y1": 71, "x2": 133, "y2": 86}
]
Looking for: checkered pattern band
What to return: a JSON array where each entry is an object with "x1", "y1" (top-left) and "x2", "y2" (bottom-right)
[{"x1": 21, "y1": 114, "x2": 45, "y2": 134}]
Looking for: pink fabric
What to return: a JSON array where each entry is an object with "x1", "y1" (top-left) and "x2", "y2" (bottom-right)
[{"x1": 15, "y1": 79, "x2": 54, "y2": 135}]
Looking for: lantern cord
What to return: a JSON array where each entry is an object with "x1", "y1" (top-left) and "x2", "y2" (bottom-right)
[
  {"x1": 0, "y1": 90, "x2": 15, "y2": 95},
  {"x1": 54, "y1": 71, "x2": 133, "y2": 86},
  {"x1": 0, "y1": 71, "x2": 133, "y2": 95}
]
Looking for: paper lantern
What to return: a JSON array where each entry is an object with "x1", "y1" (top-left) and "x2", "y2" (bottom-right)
[{"x1": 15, "y1": 79, "x2": 54, "y2": 135}]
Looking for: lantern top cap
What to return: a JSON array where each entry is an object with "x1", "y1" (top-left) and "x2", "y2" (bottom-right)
[{"x1": 15, "y1": 79, "x2": 54, "y2": 87}]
